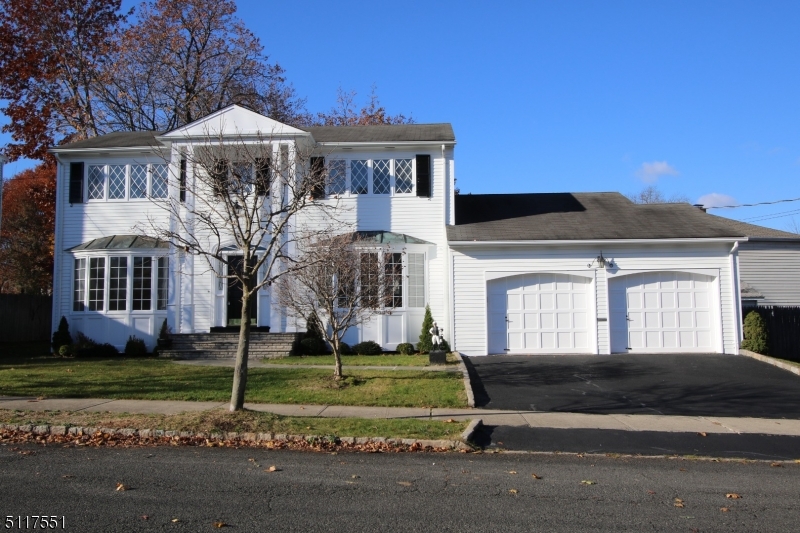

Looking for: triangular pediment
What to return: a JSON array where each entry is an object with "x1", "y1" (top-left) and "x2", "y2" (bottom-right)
[{"x1": 161, "y1": 104, "x2": 309, "y2": 139}]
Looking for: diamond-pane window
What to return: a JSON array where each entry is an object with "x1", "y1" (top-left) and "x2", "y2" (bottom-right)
[
  {"x1": 351, "y1": 160, "x2": 368, "y2": 194},
  {"x1": 88, "y1": 165, "x2": 105, "y2": 199},
  {"x1": 395, "y1": 159, "x2": 413, "y2": 193},
  {"x1": 373, "y1": 159, "x2": 390, "y2": 195},
  {"x1": 329, "y1": 160, "x2": 346, "y2": 195},
  {"x1": 108, "y1": 165, "x2": 126, "y2": 199},
  {"x1": 130, "y1": 165, "x2": 148, "y2": 198},
  {"x1": 151, "y1": 164, "x2": 168, "y2": 198}
]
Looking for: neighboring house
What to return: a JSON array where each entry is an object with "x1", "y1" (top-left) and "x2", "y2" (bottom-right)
[
  {"x1": 707, "y1": 216, "x2": 800, "y2": 308},
  {"x1": 50, "y1": 104, "x2": 784, "y2": 357}
]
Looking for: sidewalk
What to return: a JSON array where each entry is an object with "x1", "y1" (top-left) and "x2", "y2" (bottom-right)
[{"x1": 3, "y1": 396, "x2": 800, "y2": 437}]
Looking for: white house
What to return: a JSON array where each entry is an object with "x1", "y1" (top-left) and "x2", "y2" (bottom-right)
[{"x1": 50, "y1": 105, "x2": 754, "y2": 356}]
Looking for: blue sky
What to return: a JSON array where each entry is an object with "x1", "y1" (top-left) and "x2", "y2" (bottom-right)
[{"x1": 3, "y1": 0, "x2": 800, "y2": 231}]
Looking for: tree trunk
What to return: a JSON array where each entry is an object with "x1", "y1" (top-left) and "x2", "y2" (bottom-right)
[
  {"x1": 332, "y1": 337, "x2": 343, "y2": 381},
  {"x1": 230, "y1": 282, "x2": 251, "y2": 411}
]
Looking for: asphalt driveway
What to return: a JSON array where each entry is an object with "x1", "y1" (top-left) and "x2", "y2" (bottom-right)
[{"x1": 464, "y1": 354, "x2": 800, "y2": 419}]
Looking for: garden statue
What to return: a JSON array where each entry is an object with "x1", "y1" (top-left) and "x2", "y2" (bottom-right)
[{"x1": 430, "y1": 322, "x2": 444, "y2": 350}]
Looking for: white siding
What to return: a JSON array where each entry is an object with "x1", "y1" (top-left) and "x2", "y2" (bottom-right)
[
  {"x1": 738, "y1": 242, "x2": 800, "y2": 306},
  {"x1": 450, "y1": 243, "x2": 739, "y2": 356}
]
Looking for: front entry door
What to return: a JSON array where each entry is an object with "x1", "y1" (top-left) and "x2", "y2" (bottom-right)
[{"x1": 227, "y1": 256, "x2": 258, "y2": 326}]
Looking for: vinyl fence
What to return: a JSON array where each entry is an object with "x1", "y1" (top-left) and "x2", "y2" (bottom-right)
[
  {"x1": 0, "y1": 294, "x2": 53, "y2": 343},
  {"x1": 742, "y1": 306, "x2": 800, "y2": 363}
]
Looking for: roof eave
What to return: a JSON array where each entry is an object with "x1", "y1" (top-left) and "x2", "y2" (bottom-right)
[
  {"x1": 448, "y1": 237, "x2": 749, "y2": 246},
  {"x1": 315, "y1": 140, "x2": 456, "y2": 147},
  {"x1": 49, "y1": 144, "x2": 168, "y2": 155}
]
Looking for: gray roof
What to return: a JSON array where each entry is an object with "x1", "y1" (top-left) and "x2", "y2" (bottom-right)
[
  {"x1": 447, "y1": 192, "x2": 753, "y2": 242},
  {"x1": 57, "y1": 131, "x2": 164, "y2": 150},
  {"x1": 68, "y1": 235, "x2": 168, "y2": 251},
  {"x1": 305, "y1": 123, "x2": 454, "y2": 143},
  {"x1": 705, "y1": 215, "x2": 800, "y2": 240}
]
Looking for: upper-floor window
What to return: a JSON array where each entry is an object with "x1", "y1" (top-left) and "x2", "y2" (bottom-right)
[
  {"x1": 87, "y1": 163, "x2": 168, "y2": 201},
  {"x1": 323, "y1": 157, "x2": 416, "y2": 197}
]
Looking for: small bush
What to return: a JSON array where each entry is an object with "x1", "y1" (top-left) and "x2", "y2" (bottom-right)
[
  {"x1": 73, "y1": 333, "x2": 119, "y2": 358},
  {"x1": 52, "y1": 316, "x2": 73, "y2": 354},
  {"x1": 98, "y1": 343, "x2": 120, "y2": 357},
  {"x1": 57, "y1": 344, "x2": 73, "y2": 357},
  {"x1": 352, "y1": 340, "x2": 382, "y2": 356},
  {"x1": 336, "y1": 341, "x2": 352, "y2": 355},
  {"x1": 158, "y1": 318, "x2": 171, "y2": 340},
  {"x1": 741, "y1": 310, "x2": 769, "y2": 355},
  {"x1": 300, "y1": 337, "x2": 328, "y2": 355},
  {"x1": 397, "y1": 342, "x2": 415, "y2": 355},
  {"x1": 124, "y1": 336, "x2": 148, "y2": 357}
]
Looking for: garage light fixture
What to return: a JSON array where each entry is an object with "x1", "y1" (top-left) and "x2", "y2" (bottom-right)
[{"x1": 588, "y1": 251, "x2": 613, "y2": 269}]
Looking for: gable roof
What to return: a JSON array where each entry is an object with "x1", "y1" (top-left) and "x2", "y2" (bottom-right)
[
  {"x1": 305, "y1": 123, "x2": 455, "y2": 143},
  {"x1": 161, "y1": 104, "x2": 309, "y2": 139},
  {"x1": 447, "y1": 192, "x2": 752, "y2": 242},
  {"x1": 704, "y1": 215, "x2": 800, "y2": 240}
]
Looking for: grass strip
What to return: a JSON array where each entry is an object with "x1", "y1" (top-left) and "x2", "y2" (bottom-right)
[
  {"x1": 0, "y1": 357, "x2": 467, "y2": 408},
  {"x1": 262, "y1": 353, "x2": 460, "y2": 366},
  {"x1": 0, "y1": 409, "x2": 467, "y2": 441}
]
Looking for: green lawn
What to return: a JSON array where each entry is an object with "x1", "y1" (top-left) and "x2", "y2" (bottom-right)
[
  {"x1": 263, "y1": 354, "x2": 433, "y2": 366},
  {"x1": 0, "y1": 357, "x2": 467, "y2": 408},
  {"x1": 0, "y1": 409, "x2": 467, "y2": 441}
]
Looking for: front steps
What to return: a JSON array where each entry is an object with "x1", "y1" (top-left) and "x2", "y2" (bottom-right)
[{"x1": 159, "y1": 331, "x2": 300, "y2": 360}]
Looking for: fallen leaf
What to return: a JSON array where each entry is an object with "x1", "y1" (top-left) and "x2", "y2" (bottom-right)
[
  {"x1": 265, "y1": 466, "x2": 278, "y2": 472},
  {"x1": 171, "y1": 519, "x2": 179, "y2": 523},
  {"x1": 680, "y1": 468, "x2": 687, "y2": 472},
  {"x1": 674, "y1": 498, "x2": 684, "y2": 503},
  {"x1": 212, "y1": 521, "x2": 226, "y2": 528},
  {"x1": 141, "y1": 515, "x2": 148, "y2": 520},
  {"x1": 509, "y1": 489, "x2": 518, "y2": 494},
  {"x1": 508, "y1": 471, "x2": 517, "y2": 475},
  {"x1": 771, "y1": 462, "x2": 783, "y2": 468},
  {"x1": 674, "y1": 502, "x2": 685, "y2": 508},
  {"x1": 698, "y1": 432, "x2": 707, "y2": 437},
  {"x1": 397, "y1": 481, "x2": 412, "y2": 486},
  {"x1": 647, "y1": 490, "x2": 656, "y2": 495},
  {"x1": 726, "y1": 493, "x2": 742, "y2": 499},
  {"x1": 351, "y1": 475, "x2": 360, "y2": 479},
  {"x1": 445, "y1": 419, "x2": 456, "y2": 423},
  {"x1": 115, "y1": 482, "x2": 127, "y2": 491},
  {"x1": 62, "y1": 475, "x2": 74, "y2": 479},
  {"x1": 531, "y1": 473, "x2": 541, "y2": 479},
  {"x1": 720, "y1": 507, "x2": 730, "y2": 513},
  {"x1": 580, "y1": 480, "x2": 596, "y2": 485}
]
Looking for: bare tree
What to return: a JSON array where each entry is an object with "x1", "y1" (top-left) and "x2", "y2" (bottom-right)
[
  {"x1": 627, "y1": 185, "x2": 690, "y2": 204},
  {"x1": 785, "y1": 218, "x2": 800, "y2": 235},
  {"x1": 315, "y1": 85, "x2": 413, "y2": 126},
  {"x1": 141, "y1": 128, "x2": 342, "y2": 410},
  {"x1": 276, "y1": 233, "x2": 397, "y2": 380}
]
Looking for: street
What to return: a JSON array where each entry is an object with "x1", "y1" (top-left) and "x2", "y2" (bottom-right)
[{"x1": 2, "y1": 443, "x2": 799, "y2": 532}]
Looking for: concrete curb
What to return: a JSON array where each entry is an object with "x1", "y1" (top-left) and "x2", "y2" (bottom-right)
[
  {"x1": 461, "y1": 418, "x2": 483, "y2": 444},
  {"x1": 740, "y1": 349, "x2": 800, "y2": 377},
  {"x1": 453, "y1": 352, "x2": 475, "y2": 408},
  {"x1": 0, "y1": 423, "x2": 471, "y2": 452}
]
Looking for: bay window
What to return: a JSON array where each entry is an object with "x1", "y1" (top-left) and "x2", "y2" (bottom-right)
[{"x1": 73, "y1": 255, "x2": 168, "y2": 313}]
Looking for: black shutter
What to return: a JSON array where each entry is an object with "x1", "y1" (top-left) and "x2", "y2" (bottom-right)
[
  {"x1": 68, "y1": 162, "x2": 84, "y2": 204},
  {"x1": 416, "y1": 154, "x2": 431, "y2": 197},
  {"x1": 310, "y1": 157, "x2": 325, "y2": 199},
  {"x1": 211, "y1": 159, "x2": 228, "y2": 197},
  {"x1": 179, "y1": 158, "x2": 187, "y2": 202},
  {"x1": 255, "y1": 157, "x2": 271, "y2": 196}
]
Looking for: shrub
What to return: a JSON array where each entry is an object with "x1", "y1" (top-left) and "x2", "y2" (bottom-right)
[
  {"x1": 741, "y1": 310, "x2": 769, "y2": 355},
  {"x1": 305, "y1": 312, "x2": 324, "y2": 341},
  {"x1": 158, "y1": 319, "x2": 171, "y2": 340},
  {"x1": 397, "y1": 342, "x2": 415, "y2": 355},
  {"x1": 352, "y1": 340, "x2": 382, "y2": 356},
  {"x1": 73, "y1": 333, "x2": 119, "y2": 358},
  {"x1": 417, "y1": 305, "x2": 449, "y2": 353},
  {"x1": 124, "y1": 336, "x2": 148, "y2": 357},
  {"x1": 58, "y1": 344, "x2": 73, "y2": 357},
  {"x1": 336, "y1": 341, "x2": 352, "y2": 355},
  {"x1": 51, "y1": 316, "x2": 72, "y2": 354},
  {"x1": 98, "y1": 343, "x2": 120, "y2": 357},
  {"x1": 300, "y1": 337, "x2": 328, "y2": 355}
]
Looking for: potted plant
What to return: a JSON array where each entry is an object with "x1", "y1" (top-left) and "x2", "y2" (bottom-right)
[{"x1": 157, "y1": 319, "x2": 173, "y2": 349}]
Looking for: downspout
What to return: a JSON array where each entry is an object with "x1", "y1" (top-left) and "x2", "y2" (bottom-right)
[{"x1": 729, "y1": 241, "x2": 742, "y2": 351}]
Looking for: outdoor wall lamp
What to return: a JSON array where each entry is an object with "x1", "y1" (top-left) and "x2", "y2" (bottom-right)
[{"x1": 588, "y1": 251, "x2": 613, "y2": 269}]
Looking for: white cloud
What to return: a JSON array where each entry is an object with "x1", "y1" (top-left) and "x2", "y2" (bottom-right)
[
  {"x1": 697, "y1": 193, "x2": 737, "y2": 208},
  {"x1": 635, "y1": 161, "x2": 679, "y2": 183}
]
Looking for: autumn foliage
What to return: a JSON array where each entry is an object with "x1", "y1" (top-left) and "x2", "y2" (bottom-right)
[{"x1": 0, "y1": 162, "x2": 57, "y2": 294}]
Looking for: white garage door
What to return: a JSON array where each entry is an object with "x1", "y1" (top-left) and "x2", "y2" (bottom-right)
[
  {"x1": 609, "y1": 272, "x2": 717, "y2": 353},
  {"x1": 488, "y1": 273, "x2": 592, "y2": 354}
]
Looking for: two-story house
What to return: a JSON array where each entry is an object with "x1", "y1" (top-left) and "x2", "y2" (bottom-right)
[{"x1": 51, "y1": 105, "x2": 758, "y2": 357}]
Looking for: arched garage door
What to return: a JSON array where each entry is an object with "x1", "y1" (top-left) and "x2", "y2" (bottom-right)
[
  {"x1": 609, "y1": 272, "x2": 717, "y2": 353},
  {"x1": 488, "y1": 273, "x2": 593, "y2": 354}
]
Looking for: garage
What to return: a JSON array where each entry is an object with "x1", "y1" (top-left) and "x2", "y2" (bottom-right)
[
  {"x1": 488, "y1": 273, "x2": 593, "y2": 354},
  {"x1": 609, "y1": 271, "x2": 718, "y2": 353}
]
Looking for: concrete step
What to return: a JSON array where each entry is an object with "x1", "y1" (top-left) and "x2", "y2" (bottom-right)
[{"x1": 159, "y1": 332, "x2": 301, "y2": 360}]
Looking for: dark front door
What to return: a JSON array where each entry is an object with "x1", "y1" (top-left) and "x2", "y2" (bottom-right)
[{"x1": 227, "y1": 255, "x2": 258, "y2": 326}]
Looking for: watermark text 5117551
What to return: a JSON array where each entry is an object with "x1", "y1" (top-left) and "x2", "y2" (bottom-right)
[{"x1": 4, "y1": 517, "x2": 65, "y2": 530}]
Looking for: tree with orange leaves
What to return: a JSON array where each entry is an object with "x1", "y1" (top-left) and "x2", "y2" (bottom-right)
[{"x1": 0, "y1": 162, "x2": 57, "y2": 294}]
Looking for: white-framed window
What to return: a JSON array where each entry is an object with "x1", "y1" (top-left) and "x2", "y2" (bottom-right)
[
  {"x1": 407, "y1": 253, "x2": 425, "y2": 308},
  {"x1": 73, "y1": 255, "x2": 168, "y2": 313},
  {"x1": 85, "y1": 163, "x2": 168, "y2": 201},
  {"x1": 385, "y1": 252, "x2": 403, "y2": 307},
  {"x1": 335, "y1": 157, "x2": 415, "y2": 197},
  {"x1": 349, "y1": 249, "x2": 426, "y2": 310}
]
